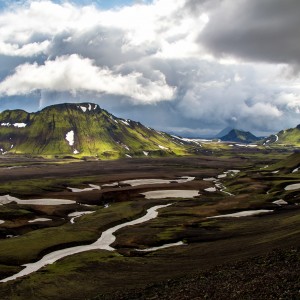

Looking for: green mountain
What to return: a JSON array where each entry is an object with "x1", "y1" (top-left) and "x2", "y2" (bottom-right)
[
  {"x1": 0, "y1": 103, "x2": 192, "y2": 159},
  {"x1": 266, "y1": 151, "x2": 300, "y2": 174},
  {"x1": 262, "y1": 125, "x2": 300, "y2": 147},
  {"x1": 220, "y1": 129, "x2": 260, "y2": 143}
]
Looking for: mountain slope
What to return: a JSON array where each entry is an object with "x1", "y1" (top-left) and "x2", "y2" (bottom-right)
[
  {"x1": 0, "y1": 103, "x2": 193, "y2": 159},
  {"x1": 215, "y1": 126, "x2": 233, "y2": 138},
  {"x1": 262, "y1": 125, "x2": 300, "y2": 147},
  {"x1": 220, "y1": 129, "x2": 260, "y2": 143}
]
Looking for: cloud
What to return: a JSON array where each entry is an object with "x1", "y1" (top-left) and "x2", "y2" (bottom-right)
[
  {"x1": 0, "y1": 54, "x2": 175, "y2": 103},
  {"x1": 200, "y1": 0, "x2": 300, "y2": 70},
  {"x1": 0, "y1": 0, "x2": 300, "y2": 136}
]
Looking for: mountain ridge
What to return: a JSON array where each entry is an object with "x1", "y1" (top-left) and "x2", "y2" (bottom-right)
[
  {"x1": 0, "y1": 102, "x2": 193, "y2": 159},
  {"x1": 262, "y1": 124, "x2": 300, "y2": 147}
]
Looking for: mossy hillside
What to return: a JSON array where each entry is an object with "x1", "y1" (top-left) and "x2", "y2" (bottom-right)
[
  {"x1": 262, "y1": 125, "x2": 300, "y2": 146},
  {"x1": 0, "y1": 103, "x2": 190, "y2": 158}
]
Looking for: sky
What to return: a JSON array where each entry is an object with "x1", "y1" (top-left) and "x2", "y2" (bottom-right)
[{"x1": 0, "y1": 0, "x2": 300, "y2": 137}]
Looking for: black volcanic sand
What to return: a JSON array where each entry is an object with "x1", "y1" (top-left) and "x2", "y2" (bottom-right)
[{"x1": 0, "y1": 154, "x2": 299, "y2": 299}]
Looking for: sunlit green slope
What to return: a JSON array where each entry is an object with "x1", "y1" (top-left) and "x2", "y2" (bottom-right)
[{"x1": 0, "y1": 103, "x2": 192, "y2": 159}]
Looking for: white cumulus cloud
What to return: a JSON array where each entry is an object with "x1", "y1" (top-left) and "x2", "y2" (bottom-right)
[{"x1": 0, "y1": 54, "x2": 175, "y2": 103}]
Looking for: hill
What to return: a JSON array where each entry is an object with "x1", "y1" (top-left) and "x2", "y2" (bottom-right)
[
  {"x1": 215, "y1": 126, "x2": 233, "y2": 138},
  {"x1": 0, "y1": 103, "x2": 193, "y2": 159},
  {"x1": 220, "y1": 129, "x2": 260, "y2": 143},
  {"x1": 262, "y1": 125, "x2": 300, "y2": 147}
]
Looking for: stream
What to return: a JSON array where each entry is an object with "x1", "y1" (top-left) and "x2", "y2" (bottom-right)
[{"x1": 0, "y1": 204, "x2": 172, "y2": 283}]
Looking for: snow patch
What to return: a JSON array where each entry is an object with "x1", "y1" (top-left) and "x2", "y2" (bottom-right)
[
  {"x1": 0, "y1": 195, "x2": 75, "y2": 206},
  {"x1": 65, "y1": 130, "x2": 74, "y2": 146},
  {"x1": 136, "y1": 241, "x2": 185, "y2": 252},
  {"x1": 292, "y1": 167, "x2": 299, "y2": 173},
  {"x1": 0, "y1": 220, "x2": 5, "y2": 225},
  {"x1": 141, "y1": 190, "x2": 200, "y2": 199},
  {"x1": 273, "y1": 199, "x2": 288, "y2": 206},
  {"x1": 120, "y1": 176, "x2": 195, "y2": 187},
  {"x1": 88, "y1": 104, "x2": 92, "y2": 111},
  {"x1": 143, "y1": 151, "x2": 149, "y2": 156},
  {"x1": 203, "y1": 177, "x2": 217, "y2": 181},
  {"x1": 285, "y1": 183, "x2": 300, "y2": 191},
  {"x1": 68, "y1": 211, "x2": 95, "y2": 224},
  {"x1": 274, "y1": 134, "x2": 279, "y2": 142},
  {"x1": 207, "y1": 210, "x2": 273, "y2": 218},
  {"x1": 67, "y1": 184, "x2": 101, "y2": 193},
  {"x1": 120, "y1": 120, "x2": 130, "y2": 126},
  {"x1": 73, "y1": 149, "x2": 79, "y2": 154},
  {"x1": 171, "y1": 135, "x2": 201, "y2": 146},
  {"x1": 80, "y1": 106, "x2": 87, "y2": 112},
  {"x1": 13, "y1": 123, "x2": 27, "y2": 128},
  {"x1": 102, "y1": 182, "x2": 119, "y2": 187},
  {"x1": 125, "y1": 154, "x2": 132, "y2": 158},
  {"x1": 204, "y1": 187, "x2": 217, "y2": 192},
  {"x1": 28, "y1": 218, "x2": 52, "y2": 223},
  {"x1": 158, "y1": 145, "x2": 168, "y2": 150}
]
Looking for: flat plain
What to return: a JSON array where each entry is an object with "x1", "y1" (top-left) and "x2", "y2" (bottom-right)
[{"x1": 0, "y1": 148, "x2": 299, "y2": 299}]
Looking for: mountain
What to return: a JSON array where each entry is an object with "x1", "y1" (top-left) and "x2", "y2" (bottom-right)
[
  {"x1": 262, "y1": 125, "x2": 300, "y2": 147},
  {"x1": 220, "y1": 129, "x2": 261, "y2": 143},
  {"x1": 0, "y1": 103, "x2": 194, "y2": 159},
  {"x1": 215, "y1": 126, "x2": 233, "y2": 138},
  {"x1": 266, "y1": 151, "x2": 300, "y2": 174}
]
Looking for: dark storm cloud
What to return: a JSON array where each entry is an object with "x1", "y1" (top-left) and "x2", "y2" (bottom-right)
[{"x1": 200, "y1": 0, "x2": 300, "y2": 70}]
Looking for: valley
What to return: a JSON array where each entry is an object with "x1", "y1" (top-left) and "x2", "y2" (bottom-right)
[{"x1": 0, "y1": 147, "x2": 299, "y2": 299}]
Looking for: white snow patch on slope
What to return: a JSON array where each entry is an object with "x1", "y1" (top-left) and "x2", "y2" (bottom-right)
[
  {"x1": 207, "y1": 210, "x2": 273, "y2": 218},
  {"x1": 171, "y1": 135, "x2": 201, "y2": 146},
  {"x1": 66, "y1": 130, "x2": 74, "y2": 146},
  {"x1": 125, "y1": 154, "x2": 132, "y2": 158},
  {"x1": 273, "y1": 199, "x2": 288, "y2": 206},
  {"x1": 143, "y1": 151, "x2": 149, "y2": 156},
  {"x1": 120, "y1": 120, "x2": 130, "y2": 126},
  {"x1": 292, "y1": 167, "x2": 299, "y2": 173},
  {"x1": 136, "y1": 241, "x2": 185, "y2": 252},
  {"x1": 67, "y1": 184, "x2": 100, "y2": 193},
  {"x1": 28, "y1": 218, "x2": 52, "y2": 223},
  {"x1": 73, "y1": 149, "x2": 79, "y2": 154},
  {"x1": 285, "y1": 183, "x2": 300, "y2": 191},
  {"x1": 0, "y1": 195, "x2": 75, "y2": 205},
  {"x1": 0, "y1": 220, "x2": 5, "y2": 225},
  {"x1": 13, "y1": 123, "x2": 27, "y2": 128},
  {"x1": 1, "y1": 123, "x2": 10, "y2": 127},
  {"x1": 274, "y1": 134, "x2": 279, "y2": 142},
  {"x1": 68, "y1": 211, "x2": 95, "y2": 224},
  {"x1": 204, "y1": 187, "x2": 217, "y2": 192},
  {"x1": 80, "y1": 106, "x2": 87, "y2": 112},
  {"x1": 88, "y1": 104, "x2": 92, "y2": 111},
  {"x1": 158, "y1": 145, "x2": 168, "y2": 150},
  {"x1": 142, "y1": 190, "x2": 199, "y2": 199}
]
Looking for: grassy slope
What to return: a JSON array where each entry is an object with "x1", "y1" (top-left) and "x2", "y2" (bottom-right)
[
  {"x1": 0, "y1": 103, "x2": 189, "y2": 158},
  {"x1": 263, "y1": 125, "x2": 300, "y2": 147}
]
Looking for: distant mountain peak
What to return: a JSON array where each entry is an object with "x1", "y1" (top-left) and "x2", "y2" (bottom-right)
[{"x1": 220, "y1": 129, "x2": 260, "y2": 143}]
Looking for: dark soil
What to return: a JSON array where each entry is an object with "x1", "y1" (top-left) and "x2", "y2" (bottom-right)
[{"x1": 97, "y1": 247, "x2": 300, "y2": 300}]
